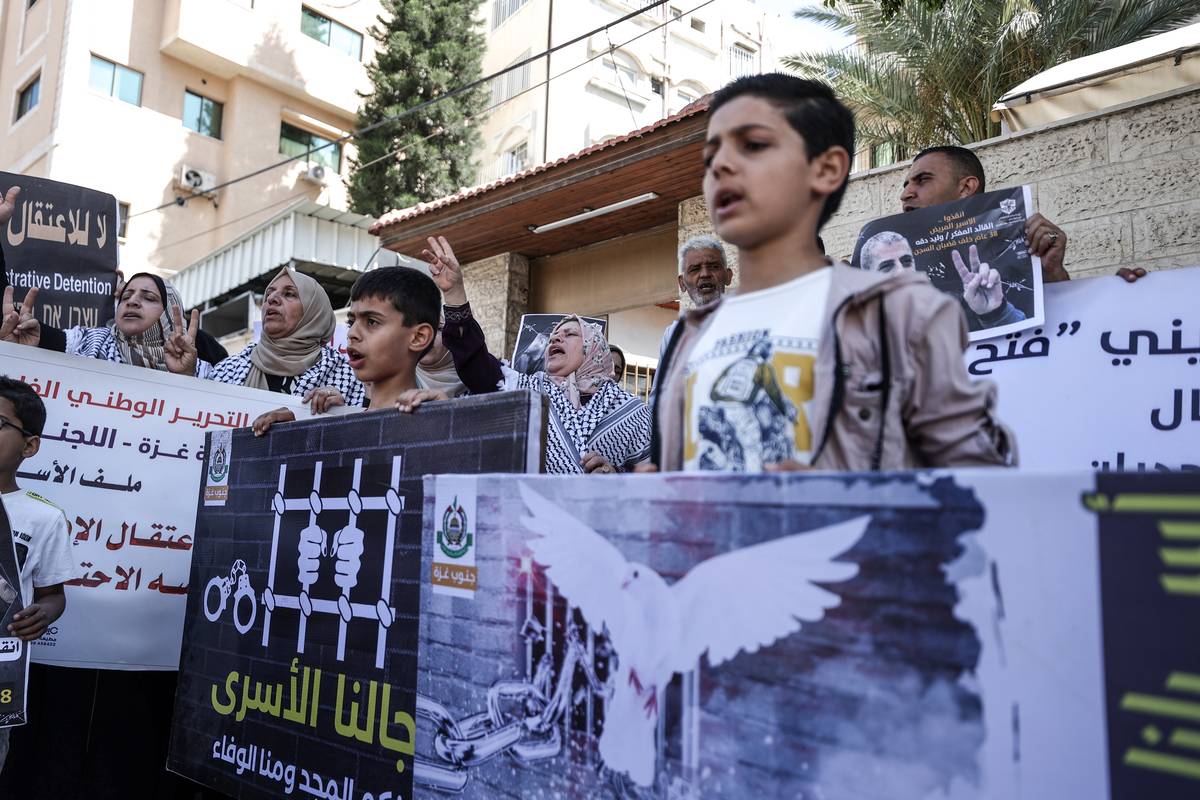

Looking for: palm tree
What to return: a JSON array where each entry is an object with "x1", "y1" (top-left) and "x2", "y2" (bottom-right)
[{"x1": 786, "y1": 1, "x2": 1200, "y2": 156}]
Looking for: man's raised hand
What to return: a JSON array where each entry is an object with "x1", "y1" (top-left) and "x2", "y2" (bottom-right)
[{"x1": 952, "y1": 244, "x2": 1004, "y2": 316}]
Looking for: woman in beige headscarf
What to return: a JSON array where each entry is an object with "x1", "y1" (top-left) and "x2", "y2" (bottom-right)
[{"x1": 204, "y1": 268, "x2": 365, "y2": 407}]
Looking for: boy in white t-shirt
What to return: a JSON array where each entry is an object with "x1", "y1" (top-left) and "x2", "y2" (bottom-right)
[
  {"x1": 0, "y1": 377, "x2": 73, "y2": 768},
  {"x1": 652, "y1": 74, "x2": 1014, "y2": 472}
]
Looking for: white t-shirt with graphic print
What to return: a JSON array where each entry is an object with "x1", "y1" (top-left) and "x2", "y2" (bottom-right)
[
  {"x1": 682, "y1": 267, "x2": 832, "y2": 472},
  {"x1": 3, "y1": 489, "x2": 74, "y2": 608}
]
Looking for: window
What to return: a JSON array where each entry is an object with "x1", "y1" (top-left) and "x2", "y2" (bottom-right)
[
  {"x1": 15, "y1": 75, "x2": 40, "y2": 121},
  {"x1": 300, "y1": 7, "x2": 363, "y2": 60},
  {"x1": 501, "y1": 142, "x2": 528, "y2": 177},
  {"x1": 871, "y1": 142, "x2": 899, "y2": 169},
  {"x1": 183, "y1": 90, "x2": 224, "y2": 139},
  {"x1": 600, "y1": 53, "x2": 641, "y2": 91},
  {"x1": 634, "y1": 0, "x2": 663, "y2": 17},
  {"x1": 669, "y1": 6, "x2": 682, "y2": 18},
  {"x1": 27, "y1": 0, "x2": 38, "y2": 8},
  {"x1": 650, "y1": 77, "x2": 663, "y2": 96},
  {"x1": 117, "y1": 202, "x2": 129, "y2": 239},
  {"x1": 491, "y1": 0, "x2": 529, "y2": 30},
  {"x1": 491, "y1": 53, "x2": 531, "y2": 107},
  {"x1": 690, "y1": 17, "x2": 706, "y2": 33},
  {"x1": 279, "y1": 122, "x2": 342, "y2": 172},
  {"x1": 730, "y1": 44, "x2": 756, "y2": 78},
  {"x1": 677, "y1": 87, "x2": 698, "y2": 105},
  {"x1": 89, "y1": 55, "x2": 143, "y2": 106}
]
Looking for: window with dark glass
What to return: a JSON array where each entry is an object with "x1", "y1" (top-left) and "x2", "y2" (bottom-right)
[
  {"x1": 118, "y1": 202, "x2": 130, "y2": 239},
  {"x1": 279, "y1": 122, "x2": 342, "y2": 172},
  {"x1": 88, "y1": 55, "x2": 143, "y2": 106},
  {"x1": 15, "y1": 75, "x2": 40, "y2": 121},
  {"x1": 301, "y1": 7, "x2": 363, "y2": 60},
  {"x1": 183, "y1": 90, "x2": 223, "y2": 139}
]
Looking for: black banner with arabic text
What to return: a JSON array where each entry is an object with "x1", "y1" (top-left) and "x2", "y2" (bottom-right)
[
  {"x1": 168, "y1": 393, "x2": 545, "y2": 800},
  {"x1": 0, "y1": 172, "x2": 119, "y2": 330}
]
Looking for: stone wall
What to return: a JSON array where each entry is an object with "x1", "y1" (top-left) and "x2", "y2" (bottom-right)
[
  {"x1": 461, "y1": 252, "x2": 530, "y2": 357},
  {"x1": 680, "y1": 85, "x2": 1200, "y2": 283}
]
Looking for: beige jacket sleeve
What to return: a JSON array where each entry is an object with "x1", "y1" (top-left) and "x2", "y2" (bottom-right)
[{"x1": 903, "y1": 293, "x2": 1018, "y2": 468}]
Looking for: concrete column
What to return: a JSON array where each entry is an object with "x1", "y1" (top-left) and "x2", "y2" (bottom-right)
[{"x1": 462, "y1": 252, "x2": 530, "y2": 359}]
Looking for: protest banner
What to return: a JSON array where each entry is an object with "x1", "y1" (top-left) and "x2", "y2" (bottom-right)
[
  {"x1": 0, "y1": 342, "x2": 304, "y2": 669},
  {"x1": 0, "y1": 502, "x2": 26, "y2": 728},
  {"x1": 412, "y1": 469, "x2": 1199, "y2": 799},
  {"x1": 167, "y1": 392, "x2": 546, "y2": 800},
  {"x1": 852, "y1": 186, "x2": 1043, "y2": 340},
  {"x1": 967, "y1": 266, "x2": 1200, "y2": 471},
  {"x1": 0, "y1": 173, "x2": 120, "y2": 330},
  {"x1": 511, "y1": 313, "x2": 607, "y2": 375}
]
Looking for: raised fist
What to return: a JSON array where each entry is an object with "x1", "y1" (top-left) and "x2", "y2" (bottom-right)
[
  {"x1": 329, "y1": 525, "x2": 364, "y2": 593},
  {"x1": 297, "y1": 523, "x2": 327, "y2": 587}
]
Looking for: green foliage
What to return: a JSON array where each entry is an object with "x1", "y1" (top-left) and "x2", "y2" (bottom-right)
[
  {"x1": 791, "y1": 1, "x2": 1200, "y2": 155},
  {"x1": 348, "y1": 0, "x2": 488, "y2": 217},
  {"x1": 823, "y1": 0, "x2": 946, "y2": 20}
]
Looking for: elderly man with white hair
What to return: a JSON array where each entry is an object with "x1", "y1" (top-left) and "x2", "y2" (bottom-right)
[{"x1": 649, "y1": 234, "x2": 734, "y2": 408}]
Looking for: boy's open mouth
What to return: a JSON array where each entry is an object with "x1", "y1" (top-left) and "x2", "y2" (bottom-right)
[
  {"x1": 715, "y1": 188, "x2": 743, "y2": 213},
  {"x1": 346, "y1": 347, "x2": 365, "y2": 367}
]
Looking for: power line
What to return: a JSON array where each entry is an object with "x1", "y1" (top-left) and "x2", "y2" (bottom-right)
[{"x1": 131, "y1": 0, "x2": 679, "y2": 220}]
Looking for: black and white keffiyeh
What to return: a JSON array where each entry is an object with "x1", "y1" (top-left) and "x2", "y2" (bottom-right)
[
  {"x1": 203, "y1": 342, "x2": 366, "y2": 406},
  {"x1": 508, "y1": 368, "x2": 651, "y2": 474},
  {"x1": 65, "y1": 326, "x2": 123, "y2": 363}
]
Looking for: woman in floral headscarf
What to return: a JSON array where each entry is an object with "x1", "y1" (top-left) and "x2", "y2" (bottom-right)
[{"x1": 423, "y1": 236, "x2": 651, "y2": 474}]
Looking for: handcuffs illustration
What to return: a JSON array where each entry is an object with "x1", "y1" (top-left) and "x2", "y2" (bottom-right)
[{"x1": 203, "y1": 558, "x2": 257, "y2": 634}]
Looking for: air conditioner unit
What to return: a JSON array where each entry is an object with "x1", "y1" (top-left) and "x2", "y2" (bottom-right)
[
  {"x1": 301, "y1": 163, "x2": 328, "y2": 185},
  {"x1": 177, "y1": 165, "x2": 218, "y2": 194}
]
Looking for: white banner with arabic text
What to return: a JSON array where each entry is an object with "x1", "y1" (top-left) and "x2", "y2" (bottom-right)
[
  {"x1": 968, "y1": 265, "x2": 1200, "y2": 471},
  {"x1": 0, "y1": 342, "x2": 304, "y2": 670}
]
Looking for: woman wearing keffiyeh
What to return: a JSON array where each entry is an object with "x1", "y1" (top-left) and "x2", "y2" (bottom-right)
[
  {"x1": 424, "y1": 236, "x2": 652, "y2": 475},
  {"x1": 0, "y1": 271, "x2": 202, "y2": 374}
]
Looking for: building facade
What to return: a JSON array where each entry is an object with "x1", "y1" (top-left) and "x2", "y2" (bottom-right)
[
  {"x1": 0, "y1": 0, "x2": 384, "y2": 278},
  {"x1": 474, "y1": 0, "x2": 803, "y2": 184}
]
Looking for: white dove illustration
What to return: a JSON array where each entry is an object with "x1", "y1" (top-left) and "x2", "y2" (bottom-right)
[{"x1": 518, "y1": 483, "x2": 869, "y2": 787}]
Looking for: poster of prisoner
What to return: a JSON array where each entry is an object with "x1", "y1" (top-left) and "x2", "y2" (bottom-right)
[
  {"x1": 413, "y1": 470, "x2": 1199, "y2": 800},
  {"x1": 852, "y1": 186, "x2": 1043, "y2": 341},
  {"x1": 168, "y1": 392, "x2": 546, "y2": 800},
  {"x1": 510, "y1": 314, "x2": 608, "y2": 375},
  {"x1": 0, "y1": 501, "x2": 26, "y2": 728},
  {"x1": 0, "y1": 172, "x2": 120, "y2": 330}
]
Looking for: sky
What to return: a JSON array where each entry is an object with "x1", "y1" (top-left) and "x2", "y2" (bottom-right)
[{"x1": 754, "y1": 0, "x2": 854, "y2": 53}]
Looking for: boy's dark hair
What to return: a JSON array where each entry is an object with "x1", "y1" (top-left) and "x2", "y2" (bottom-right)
[
  {"x1": 913, "y1": 145, "x2": 986, "y2": 193},
  {"x1": 350, "y1": 267, "x2": 441, "y2": 329},
  {"x1": 709, "y1": 73, "x2": 855, "y2": 232},
  {"x1": 0, "y1": 376, "x2": 46, "y2": 436}
]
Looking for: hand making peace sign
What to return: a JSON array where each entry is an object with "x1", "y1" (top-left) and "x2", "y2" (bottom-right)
[
  {"x1": 0, "y1": 285, "x2": 41, "y2": 346},
  {"x1": 951, "y1": 244, "x2": 1004, "y2": 317},
  {"x1": 421, "y1": 236, "x2": 468, "y2": 306},
  {"x1": 164, "y1": 304, "x2": 200, "y2": 375}
]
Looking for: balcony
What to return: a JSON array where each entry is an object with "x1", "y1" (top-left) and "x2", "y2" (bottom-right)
[{"x1": 160, "y1": 0, "x2": 370, "y2": 118}]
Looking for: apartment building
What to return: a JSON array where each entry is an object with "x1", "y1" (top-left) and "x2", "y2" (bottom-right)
[
  {"x1": 475, "y1": 0, "x2": 803, "y2": 184},
  {"x1": 0, "y1": 0, "x2": 385, "y2": 278}
]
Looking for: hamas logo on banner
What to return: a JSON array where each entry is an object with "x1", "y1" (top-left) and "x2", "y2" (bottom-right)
[
  {"x1": 438, "y1": 496, "x2": 472, "y2": 559},
  {"x1": 430, "y1": 477, "x2": 479, "y2": 598},
  {"x1": 204, "y1": 430, "x2": 232, "y2": 507}
]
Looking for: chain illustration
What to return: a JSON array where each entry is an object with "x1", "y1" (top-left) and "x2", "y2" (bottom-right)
[
  {"x1": 203, "y1": 559, "x2": 257, "y2": 634},
  {"x1": 413, "y1": 615, "x2": 614, "y2": 794}
]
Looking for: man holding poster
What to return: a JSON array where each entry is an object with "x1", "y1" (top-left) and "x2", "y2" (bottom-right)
[{"x1": 853, "y1": 184, "x2": 1045, "y2": 340}]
